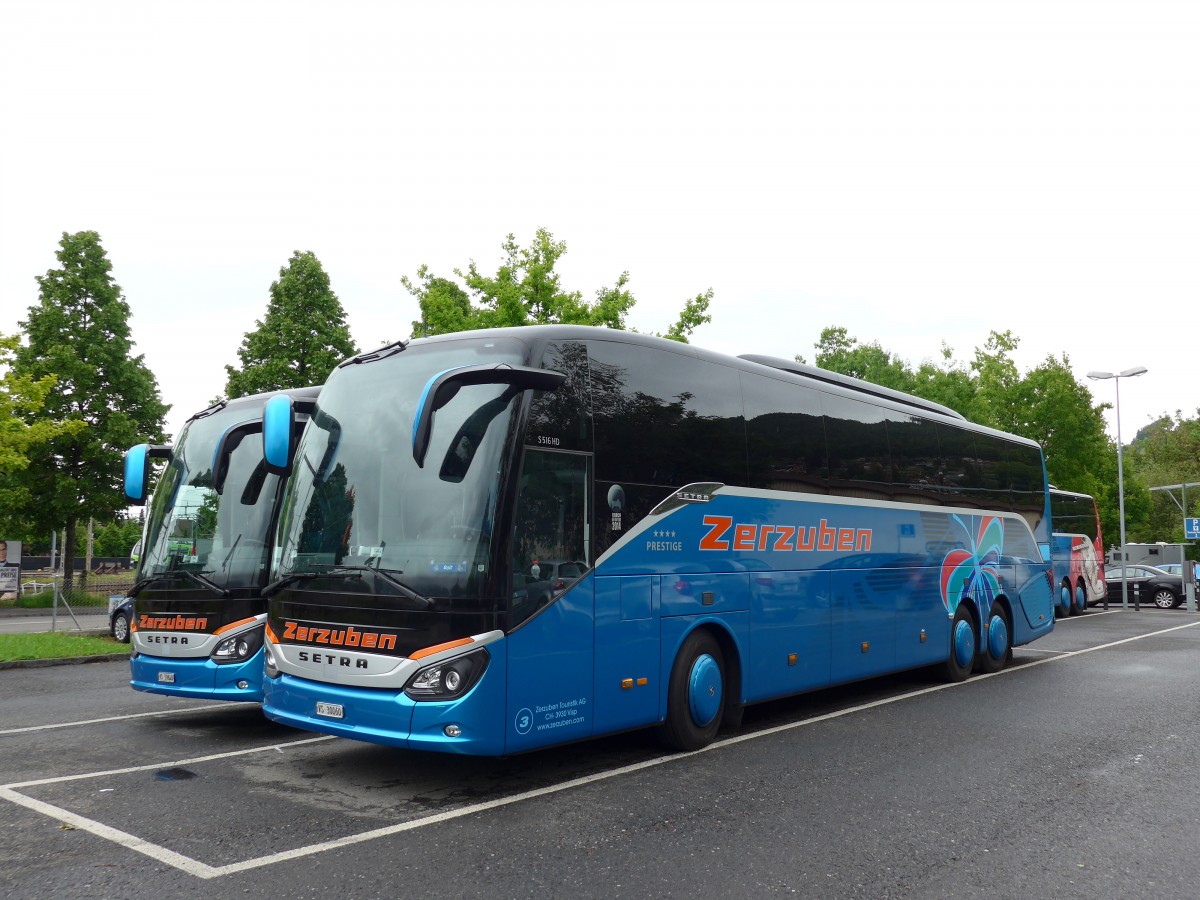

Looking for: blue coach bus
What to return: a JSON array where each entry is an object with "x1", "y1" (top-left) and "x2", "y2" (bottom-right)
[
  {"x1": 1048, "y1": 487, "x2": 1105, "y2": 616},
  {"x1": 257, "y1": 327, "x2": 1054, "y2": 754},
  {"x1": 122, "y1": 386, "x2": 319, "y2": 702}
]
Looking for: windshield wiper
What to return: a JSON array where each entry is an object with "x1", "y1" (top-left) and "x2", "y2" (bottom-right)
[
  {"x1": 127, "y1": 570, "x2": 230, "y2": 599},
  {"x1": 263, "y1": 566, "x2": 433, "y2": 609},
  {"x1": 262, "y1": 571, "x2": 326, "y2": 599},
  {"x1": 328, "y1": 566, "x2": 433, "y2": 610}
]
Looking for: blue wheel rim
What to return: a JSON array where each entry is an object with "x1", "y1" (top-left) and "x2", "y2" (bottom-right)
[
  {"x1": 1076, "y1": 585, "x2": 1086, "y2": 612},
  {"x1": 1059, "y1": 585, "x2": 1071, "y2": 615},
  {"x1": 953, "y1": 618, "x2": 975, "y2": 669},
  {"x1": 987, "y1": 612, "x2": 1008, "y2": 660},
  {"x1": 688, "y1": 653, "x2": 722, "y2": 728}
]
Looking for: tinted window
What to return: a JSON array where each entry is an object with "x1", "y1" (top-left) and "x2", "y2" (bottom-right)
[
  {"x1": 588, "y1": 340, "x2": 745, "y2": 488},
  {"x1": 1008, "y1": 442, "x2": 1048, "y2": 529},
  {"x1": 885, "y1": 412, "x2": 941, "y2": 504},
  {"x1": 526, "y1": 341, "x2": 592, "y2": 452},
  {"x1": 1050, "y1": 491, "x2": 1098, "y2": 541},
  {"x1": 933, "y1": 423, "x2": 976, "y2": 507},
  {"x1": 742, "y1": 371, "x2": 828, "y2": 494},
  {"x1": 821, "y1": 393, "x2": 891, "y2": 500},
  {"x1": 975, "y1": 436, "x2": 1012, "y2": 511}
]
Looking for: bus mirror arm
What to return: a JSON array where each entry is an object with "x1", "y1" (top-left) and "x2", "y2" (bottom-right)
[
  {"x1": 212, "y1": 422, "x2": 263, "y2": 495},
  {"x1": 412, "y1": 365, "x2": 566, "y2": 467}
]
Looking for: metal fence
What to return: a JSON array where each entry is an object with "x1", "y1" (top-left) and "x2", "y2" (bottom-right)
[{"x1": 9, "y1": 573, "x2": 135, "y2": 633}]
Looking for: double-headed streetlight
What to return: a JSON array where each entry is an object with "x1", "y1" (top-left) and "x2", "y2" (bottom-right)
[{"x1": 1087, "y1": 366, "x2": 1148, "y2": 610}]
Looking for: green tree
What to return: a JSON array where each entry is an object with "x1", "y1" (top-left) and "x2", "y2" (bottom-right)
[
  {"x1": 224, "y1": 251, "x2": 358, "y2": 398},
  {"x1": 1127, "y1": 414, "x2": 1200, "y2": 543},
  {"x1": 403, "y1": 228, "x2": 712, "y2": 343},
  {"x1": 11, "y1": 231, "x2": 169, "y2": 585},
  {"x1": 1, "y1": 334, "x2": 82, "y2": 474}
]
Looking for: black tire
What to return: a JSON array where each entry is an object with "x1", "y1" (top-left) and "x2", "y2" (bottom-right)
[
  {"x1": 975, "y1": 604, "x2": 1011, "y2": 674},
  {"x1": 112, "y1": 612, "x2": 130, "y2": 643},
  {"x1": 657, "y1": 630, "x2": 726, "y2": 752},
  {"x1": 941, "y1": 603, "x2": 976, "y2": 683},
  {"x1": 1074, "y1": 584, "x2": 1088, "y2": 615},
  {"x1": 1056, "y1": 584, "x2": 1072, "y2": 619},
  {"x1": 1152, "y1": 588, "x2": 1178, "y2": 610}
]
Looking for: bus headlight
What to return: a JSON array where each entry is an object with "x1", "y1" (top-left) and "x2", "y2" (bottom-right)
[
  {"x1": 211, "y1": 627, "x2": 264, "y2": 664},
  {"x1": 404, "y1": 649, "x2": 489, "y2": 701},
  {"x1": 264, "y1": 642, "x2": 280, "y2": 679}
]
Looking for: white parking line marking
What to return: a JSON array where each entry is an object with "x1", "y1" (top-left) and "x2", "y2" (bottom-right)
[
  {"x1": 4, "y1": 618, "x2": 1199, "y2": 879},
  {"x1": 0, "y1": 787, "x2": 220, "y2": 879},
  {"x1": 3, "y1": 735, "x2": 336, "y2": 790},
  {"x1": 0, "y1": 704, "x2": 230, "y2": 736}
]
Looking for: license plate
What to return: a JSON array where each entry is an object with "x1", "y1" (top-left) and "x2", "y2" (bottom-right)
[
  {"x1": 157, "y1": 672, "x2": 175, "y2": 684},
  {"x1": 315, "y1": 701, "x2": 344, "y2": 719}
]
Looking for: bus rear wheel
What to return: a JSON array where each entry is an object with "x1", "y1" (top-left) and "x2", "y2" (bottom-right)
[
  {"x1": 975, "y1": 604, "x2": 1011, "y2": 674},
  {"x1": 1057, "y1": 584, "x2": 1072, "y2": 618},
  {"x1": 1074, "y1": 584, "x2": 1088, "y2": 615},
  {"x1": 941, "y1": 604, "x2": 975, "y2": 683},
  {"x1": 657, "y1": 630, "x2": 726, "y2": 752}
]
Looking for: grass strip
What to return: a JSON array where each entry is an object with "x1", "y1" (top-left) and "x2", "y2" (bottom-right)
[{"x1": 0, "y1": 632, "x2": 130, "y2": 662}]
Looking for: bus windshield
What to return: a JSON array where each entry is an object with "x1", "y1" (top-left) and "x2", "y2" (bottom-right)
[
  {"x1": 272, "y1": 336, "x2": 529, "y2": 600},
  {"x1": 140, "y1": 407, "x2": 281, "y2": 590}
]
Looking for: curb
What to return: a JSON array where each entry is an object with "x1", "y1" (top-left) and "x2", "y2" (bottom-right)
[{"x1": 0, "y1": 653, "x2": 130, "y2": 670}]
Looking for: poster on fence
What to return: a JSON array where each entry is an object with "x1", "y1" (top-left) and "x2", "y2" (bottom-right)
[{"x1": 0, "y1": 540, "x2": 22, "y2": 597}]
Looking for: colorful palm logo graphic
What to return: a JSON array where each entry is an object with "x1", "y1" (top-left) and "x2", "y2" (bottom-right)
[{"x1": 939, "y1": 515, "x2": 1004, "y2": 614}]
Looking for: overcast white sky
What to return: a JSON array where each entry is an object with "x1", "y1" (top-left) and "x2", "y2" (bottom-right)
[{"x1": 2, "y1": 1, "x2": 1196, "y2": 444}]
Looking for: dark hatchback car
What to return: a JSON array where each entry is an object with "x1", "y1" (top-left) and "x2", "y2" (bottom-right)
[
  {"x1": 109, "y1": 596, "x2": 133, "y2": 642},
  {"x1": 1102, "y1": 565, "x2": 1186, "y2": 609}
]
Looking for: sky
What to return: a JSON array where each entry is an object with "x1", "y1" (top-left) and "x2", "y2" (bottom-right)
[{"x1": 1, "y1": 0, "x2": 1196, "y2": 445}]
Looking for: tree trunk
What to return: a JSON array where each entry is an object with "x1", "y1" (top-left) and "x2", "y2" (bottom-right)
[{"x1": 63, "y1": 518, "x2": 77, "y2": 590}]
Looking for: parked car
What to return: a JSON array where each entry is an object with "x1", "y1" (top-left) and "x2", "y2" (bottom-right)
[
  {"x1": 519, "y1": 559, "x2": 588, "y2": 604},
  {"x1": 110, "y1": 596, "x2": 133, "y2": 643},
  {"x1": 1154, "y1": 562, "x2": 1200, "y2": 581},
  {"x1": 1102, "y1": 565, "x2": 1186, "y2": 609}
]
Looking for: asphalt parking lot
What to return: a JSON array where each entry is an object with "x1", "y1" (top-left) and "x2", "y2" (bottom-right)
[{"x1": 4, "y1": 607, "x2": 1200, "y2": 899}]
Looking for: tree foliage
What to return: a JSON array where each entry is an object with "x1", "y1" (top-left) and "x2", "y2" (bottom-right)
[
  {"x1": 0, "y1": 333, "x2": 82, "y2": 474},
  {"x1": 10, "y1": 231, "x2": 169, "y2": 583},
  {"x1": 403, "y1": 228, "x2": 712, "y2": 343},
  {"x1": 225, "y1": 251, "x2": 358, "y2": 398}
]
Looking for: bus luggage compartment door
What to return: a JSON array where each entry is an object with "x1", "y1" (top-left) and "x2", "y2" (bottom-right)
[{"x1": 592, "y1": 575, "x2": 660, "y2": 734}]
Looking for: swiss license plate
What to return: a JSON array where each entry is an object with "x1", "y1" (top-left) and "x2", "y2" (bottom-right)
[
  {"x1": 315, "y1": 701, "x2": 344, "y2": 719},
  {"x1": 157, "y1": 672, "x2": 175, "y2": 684}
]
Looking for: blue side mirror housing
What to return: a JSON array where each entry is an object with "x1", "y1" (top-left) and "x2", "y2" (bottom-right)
[
  {"x1": 124, "y1": 443, "x2": 172, "y2": 505},
  {"x1": 263, "y1": 394, "x2": 295, "y2": 475}
]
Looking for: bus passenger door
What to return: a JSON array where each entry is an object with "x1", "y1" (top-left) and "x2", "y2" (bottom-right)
[{"x1": 505, "y1": 449, "x2": 596, "y2": 752}]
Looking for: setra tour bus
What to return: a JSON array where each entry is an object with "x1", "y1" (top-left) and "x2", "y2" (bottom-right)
[
  {"x1": 257, "y1": 326, "x2": 1054, "y2": 755},
  {"x1": 122, "y1": 386, "x2": 320, "y2": 701},
  {"x1": 1048, "y1": 487, "x2": 1105, "y2": 616}
]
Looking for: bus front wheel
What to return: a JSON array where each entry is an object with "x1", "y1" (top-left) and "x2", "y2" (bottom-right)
[{"x1": 657, "y1": 630, "x2": 726, "y2": 752}]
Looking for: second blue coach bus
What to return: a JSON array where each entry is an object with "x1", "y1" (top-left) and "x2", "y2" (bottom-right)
[
  {"x1": 1048, "y1": 487, "x2": 1105, "y2": 616},
  {"x1": 122, "y1": 386, "x2": 319, "y2": 702},
  {"x1": 257, "y1": 327, "x2": 1054, "y2": 754}
]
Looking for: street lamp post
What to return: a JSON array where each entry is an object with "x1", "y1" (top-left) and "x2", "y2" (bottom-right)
[{"x1": 1088, "y1": 366, "x2": 1148, "y2": 610}]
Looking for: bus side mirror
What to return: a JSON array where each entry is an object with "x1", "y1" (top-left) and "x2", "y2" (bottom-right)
[
  {"x1": 263, "y1": 394, "x2": 296, "y2": 476},
  {"x1": 124, "y1": 443, "x2": 172, "y2": 505}
]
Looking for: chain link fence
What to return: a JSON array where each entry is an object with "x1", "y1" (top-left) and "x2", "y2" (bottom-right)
[{"x1": 4, "y1": 572, "x2": 135, "y2": 633}]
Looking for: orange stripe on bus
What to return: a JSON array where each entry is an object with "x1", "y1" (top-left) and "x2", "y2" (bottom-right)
[
  {"x1": 214, "y1": 616, "x2": 258, "y2": 635},
  {"x1": 265, "y1": 624, "x2": 280, "y2": 644},
  {"x1": 409, "y1": 637, "x2": 474, "y2": 660}
]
